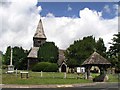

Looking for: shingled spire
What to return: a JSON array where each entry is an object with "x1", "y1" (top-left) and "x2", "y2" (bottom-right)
[
  {"x1": 34, "y1": 19, "x2": 46, "y2": 39},
  {"x1": 33, "y1": 19, "x2": 46, "y2": 47}
]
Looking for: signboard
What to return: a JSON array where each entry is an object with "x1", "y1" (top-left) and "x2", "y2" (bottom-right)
[
  {"x1": 81, "y1": 67, "x2": 85, "y2": 73},
  {"x1": 77, "y1": 67, "x2": 80, "y2": 73},
  {"x1": 77, "y1": 67, "x2": 85, "y2": 73}
]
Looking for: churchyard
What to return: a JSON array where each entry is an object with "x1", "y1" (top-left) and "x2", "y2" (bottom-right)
[
  {"x1": 1, "y1": 15, "x2": 119, "y2": 86},
  {"x1": 2, "y1": 69, "x2": 119, "y2": 85}
]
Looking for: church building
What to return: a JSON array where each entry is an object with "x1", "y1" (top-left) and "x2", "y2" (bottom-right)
[
  {"x1": 27, "y1": 19, "x2": 47, "y2": 69},
  {"x1": 27, "y1": 19, "x2": 67, "y2": 71}
]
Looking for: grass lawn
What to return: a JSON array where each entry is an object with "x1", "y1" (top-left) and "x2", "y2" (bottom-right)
[
  {"x1": 2, "y1": 70, "x2": 92, "y2": 85},
  {"x1": 2, "y1": 70, "x2": 119, "y2": 85},
  {"x1": 107, "y1": 74, "x2": 119, "y2": 82}
]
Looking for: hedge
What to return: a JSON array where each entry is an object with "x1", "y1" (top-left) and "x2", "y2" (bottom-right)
[{"x1": 32, "y1": 62, "x2": 58, "y2": 72}]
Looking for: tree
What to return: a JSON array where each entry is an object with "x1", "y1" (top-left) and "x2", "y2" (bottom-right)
[
  {"x1": 4, "y1": 46, "x2": 28, "y2": 70},
  {"x1": 107, "y1": 32, "x2": 120, "y2": 70},
  {"x1": 65, "y1": 36, "x2": 107, "y2": 68},
  {"x1": 96, "y1": 38, "x2": 107, "y2": 58},
  {"x1": 0, "y1": 51, "x2": 3, "y2": 68},
  {"x1": 66, "y1": 58, "x2": 78, "y2": 68},
  {"x1": 4, "y1": 46, "x2": 11, "y2": 65},
  {"x1": 13, "y1": 47, "x2": 28, "y2": 70},
  {"x1": 38, "y1": 42, "x2": 59, "y2": 63},
  {"x1": 65, "y1": 36, "x2": 96, "y2": 67}
]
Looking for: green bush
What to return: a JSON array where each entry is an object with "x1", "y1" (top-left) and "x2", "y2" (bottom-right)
[
  {"x1": 2, "y1": 65, "x2": 8, "y2": 69},
  {"x1": 32, "y1": 62, "x2": 58, "y2": 72}
]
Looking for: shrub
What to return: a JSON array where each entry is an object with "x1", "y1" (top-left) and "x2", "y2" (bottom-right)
[
  {"x1": 32, "y1": 62, "x2": 58, "y2": 72},
  {"x1": 45, "y1": 63, "x2": 58, "y2": 72},
  {"x1": 2, "y1": 65, "x2": 8, "y2": 69}
]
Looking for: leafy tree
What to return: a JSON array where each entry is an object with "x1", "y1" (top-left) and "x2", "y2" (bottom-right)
[
  {"x1": 13, "y1": 47, "x2": 28, "y2": 70},
  {"x1": 0, "y1": 51, "x2": 4, "y2": 65},
  {"x1": 65, "y1": 36, "x2": 107, "y2": 68},
  {"x1": 4, "y1": 46, "x2": 28, "y2": 70},
  {"x1": 4, "y1": 46, "x2": 11, "y2": 65},
  {"x1": 65, "y1": 36, "x2": 96, "y2": 67},
  {"x1": 0, "y1": 51, "x2": 3, "y2": 68},
  {"x1": 66, "y1": 58, "x2": 78, "y2": 68},
  {"x1": 107, "y1": 32, "x2": 120, "y2": 70},
  {"x1": 38, "y1": 42, "x2": 58, "y2": 63},
  {"x1": 96, "y1": 38, "x2": 107, "y2": 58}
]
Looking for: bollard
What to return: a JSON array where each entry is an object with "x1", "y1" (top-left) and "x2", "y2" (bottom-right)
[{"x1": 41, "y1": 71, "x2": 43, "y2": 77}]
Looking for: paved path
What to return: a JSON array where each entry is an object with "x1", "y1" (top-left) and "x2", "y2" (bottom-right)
[
  {"x1": 80, "y1": 82, "x2": 119, "y2": 88},
  {"x1": 0, "y1": 83, "x2": 96, "y2": 88},
  {"x1": 0, "y1": 82, "x2": 119, "y2": 90}
]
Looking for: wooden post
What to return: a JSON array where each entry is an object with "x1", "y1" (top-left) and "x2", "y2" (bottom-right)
[
  {"x1": 41, "y1": 71, "x2": 43, "y2": 77},
  {"x1": 16, "y1": 69, "x2": 17, "y2": 77},
  {"x1": 64, "y1": 72, "x2": 66, "y2": 79},
  {"x1": 86, "y1": 66, "x2": 91, "y2": 79},
  {"x1": 85, "y1": 72, "x2": 87, "y2": 79},
  {"x1": 21, "y1": 73, "x2": 23, "y2": 78},
  {"x1": 87, "y1": 69, "x2": 90, "y2": 79},
  {"x1": 27, "y1": 59, "x2": 29, "y2": 70},
  {"x1": 26, "y1": 73, "x2": 29, "y2": 78}
]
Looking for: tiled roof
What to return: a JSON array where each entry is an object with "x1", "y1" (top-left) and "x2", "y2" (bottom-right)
[
  {"x1": 58, "y1": 49, "x2": 66, "y2": 66},
  {"x1": 82, "y1": 52, "x2": 111, "y2": 65},
  {"x1": 27, "y1": 47, "x2": 39, "y2": 58}
]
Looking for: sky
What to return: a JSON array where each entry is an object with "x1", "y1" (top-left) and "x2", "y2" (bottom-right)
[{"x1": 0, "y1": 0, "x2": 119, "y2": 53}]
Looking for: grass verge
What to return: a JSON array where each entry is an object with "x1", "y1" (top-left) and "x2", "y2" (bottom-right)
[
  {"x1": 2, "y1": 71, "x2": 91, "y2": 85},
  {"x1": 2, "y1": 70, "x2": 119, "y2": 84}
]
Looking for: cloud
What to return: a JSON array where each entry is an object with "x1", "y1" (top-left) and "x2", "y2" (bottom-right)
[
  {"x1": 0, "y1": 0, "x2": 41, "y2": 53},
  {"x1": 46, "y1": 12, "x2": 55, "y2": 17},
  {"x1": 0, "y1": 2, "x2": 118, "y2": 53},
  {"x1": 67, "y1": 4, "x2": 72, "y2": 11},
  {"x1": 37, "y1": 6, "x2": 42, "y2": 12},
  {"x1": 103, "y1": 4, "x2": 119, "y2": 16},
  {"x1": 113, "y1": 4, "x2": 119, "y2": 10},
  {"x1": 42, "y1": 8, "x2": 118, "y2": 51},
  {"x1": 103, "y1": 5, "x2": 111, "y2": 13},
  {"x1": 113, "y1": 4, "x2": 119, "y2": 15}
]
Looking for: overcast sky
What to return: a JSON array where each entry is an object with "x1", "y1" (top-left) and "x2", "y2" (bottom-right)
[{"x1": 0, "y1": 0, "x2": 119, "y2": 53}]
